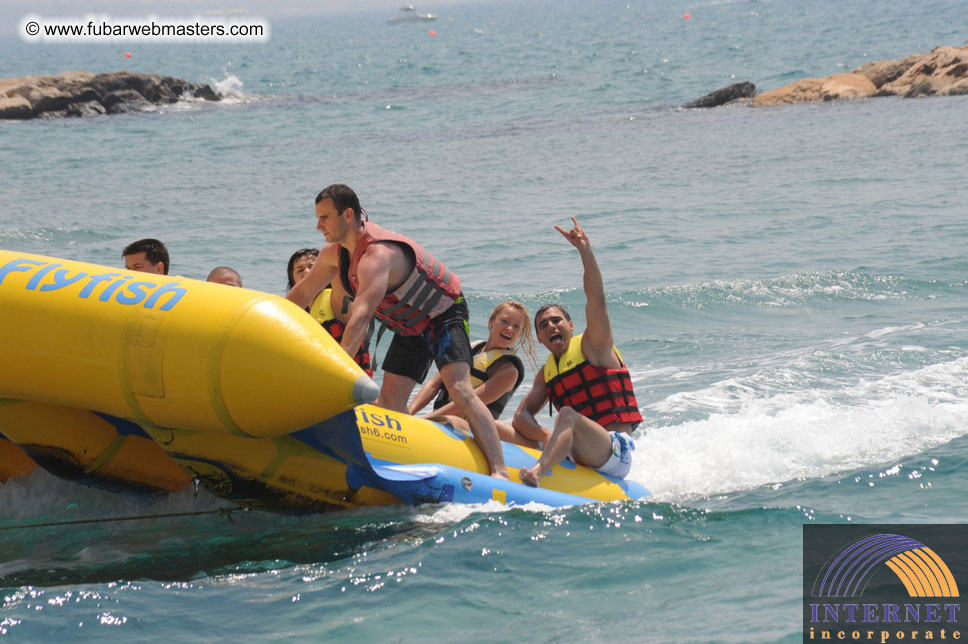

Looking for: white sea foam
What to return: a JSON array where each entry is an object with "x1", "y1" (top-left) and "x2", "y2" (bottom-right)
[
  {"x1": 866, "y1": 322, "x2": 925, "y2": 339},
  {"x1": 136, "y1": 71, "x2": 248, "y2": 115},
  {"x1": 632, "y1": 357, "x2": 968, "y2": 500},
  {"x1": 412, "y1": 499, "x2": 556, "y2": 524},
  {"x1": 211, "y1": 71, "x2": 246, "y2": 103},
  {"x1": 639, "y1": 271, "x2": 914, "y2": 309}
]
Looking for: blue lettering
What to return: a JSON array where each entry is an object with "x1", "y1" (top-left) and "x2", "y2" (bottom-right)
[
  {"x1": 115, "y1": 281, "x2": 155, "y2": 305},
  {"x1": 78, "y1": 273, "x2": 121, "y2": 299},
  {"x1": 824, "y1": 605, "x2": 839, "y2": 623},
  {"x1": 39, "y1": 268, "x2": 88, "y2": 291},
  {"x1": 370, "y1": 413, "x2": 385, "y2": 427},
  {"x1": 25, "y1": 263, "x2": 60, "y2": 289},
  {"x1": 811, "y1": 604, "x2": 820, "y2": 623},
  {"x1": 99, "y1": 276, "x2": 132, "y2": 302},
  {"x1": 883, "y1": 604, "x2": 899, "y2": 623},
  {"x1": 945, "y1": 603, "x2": 959, "y2": 622},
  {"x1": 863, "y1": 604, "x2": 878, "y2": 623},
  {"x1": 845, "y1": 604, "x2": 860, "y2": 622},
  {"x1": 143, "y1": 282, "x2": 185, "y2": 311},
  {"x1": 905, "y1": 605, "x2": 920, "y2": 622},
  {"x1": 0, "y1": 258, "x2": 45, "y2": 286},
  {"x1": 358, "y1": 408, "x2": 370, "y2": 424},
  {"x1": 385, "y1": 415, "x2": 401, "y2": 431},
  {"x1": 925, "y1": 604, "x2": 940, "y2": 623}
]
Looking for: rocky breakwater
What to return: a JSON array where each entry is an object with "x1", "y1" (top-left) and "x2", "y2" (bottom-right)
[
  {"x1": 751, "y1": 44, "x2": 968, "y2": 107},
  {"x1": 0, "y1": 71, "x2": 220, "y2": 120}
]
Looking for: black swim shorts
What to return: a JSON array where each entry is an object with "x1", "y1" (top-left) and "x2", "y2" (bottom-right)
[{"x1": 382, "y1": 296, "x2": 473, "y2": 382}]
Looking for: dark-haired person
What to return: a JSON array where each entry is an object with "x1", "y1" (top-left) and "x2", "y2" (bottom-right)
[
  {"x1": 123, "y1": 238, "x2": 169, "y2": 275},
  {"x1": 514, "y1": 217, "x2": 642, "y2": 487},
  {"x1": 287, "y1": 247, "x2": 373, "y2": 377},
  {"x1": 207, "y1": 266, "x2": 242, "y2": 287},
  {"x1": 287, "y1": 248, "x2": 319, "y2": 291},
  {"x1": 286, "y1": 184, "x2": 508, "y2": 480}
]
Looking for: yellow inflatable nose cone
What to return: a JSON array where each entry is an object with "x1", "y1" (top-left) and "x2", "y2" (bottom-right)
[
  {"x1": 0, "y1": 250, "x2": 369, "y2": 438},
  {"x1": 354, "y1": 376, "x2": 380, "y2": 405},
  {"x1": 217, "y1": 298, "x2": 372, "y2": 437}
]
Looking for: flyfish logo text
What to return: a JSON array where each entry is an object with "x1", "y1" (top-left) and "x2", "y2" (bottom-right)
[
  {"x1": 804, "y1": 526, "x2": 965, "y2": 643},
  {"x1": 0, "y1": 258, "x2": 185, "y2": 311}
]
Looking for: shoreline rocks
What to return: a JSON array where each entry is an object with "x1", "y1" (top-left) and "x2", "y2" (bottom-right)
[
  {"x1": 683, "y1": 44, "x2": 967, "y2": 109},
  {"x1": 751, "y1": 73, "x2": 877, "y2": 107},
  {"x1": 0, "y1": 71, "x2": 221, "y2": 120},
  {"x1": 682, "y1": 81, "x2": 756, "y2": 109}
]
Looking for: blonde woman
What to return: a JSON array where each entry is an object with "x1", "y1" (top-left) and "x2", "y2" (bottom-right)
[{"x1": 410, "y1": 301, "x2": 539, "y2": 446}]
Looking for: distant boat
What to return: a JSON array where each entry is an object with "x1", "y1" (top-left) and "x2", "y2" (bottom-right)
[{"x1": 387, "y1": 5, "x2": 439, "y2": 23}]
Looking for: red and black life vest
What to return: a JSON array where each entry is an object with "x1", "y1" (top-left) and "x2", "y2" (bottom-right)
[
  {"x1": 543, "y1": 334, "x2": 642, "y2": 429},
  {"x1": 338, "y1": 222, "x2": 462, "y2": 337},
  {"x1": 309, "y1": 288, "x2": 373, "y2": 377}
]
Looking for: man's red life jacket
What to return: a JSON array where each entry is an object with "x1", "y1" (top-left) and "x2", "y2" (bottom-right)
[
  {"x1": 543, "y1": 334, "x2": 642, "y2": 429},
  {"x1": 338, "y1": 222, "x2": 461, "y2": 336}
]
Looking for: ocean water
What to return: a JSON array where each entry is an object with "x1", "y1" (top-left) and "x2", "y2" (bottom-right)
[{"x1": 2, "y1": 0, "x2": 967, "y2": 641}]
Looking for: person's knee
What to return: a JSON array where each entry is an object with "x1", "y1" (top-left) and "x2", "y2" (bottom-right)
[
  {"x1": 555, "y1": 406, "x2": 579, "y2": 428},
  {"x1": 445, "y1": 379, "x2": 478, "y2": 408}
]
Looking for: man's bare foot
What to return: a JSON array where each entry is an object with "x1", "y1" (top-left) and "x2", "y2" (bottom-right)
[
  {"x1": 519, "y1": 466, "x2": 542, "y2": 487},
  {"x1": 491, "y1": 467, "x2": 510, "y2": 481}
]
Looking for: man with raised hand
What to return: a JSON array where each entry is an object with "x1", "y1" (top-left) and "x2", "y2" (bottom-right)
[
  {"x1": 514, "y1": 217, "x2": 642, "y2": 487},
  {"x1": 287, "y1": 184, "x2": 509, "y2": 480}
]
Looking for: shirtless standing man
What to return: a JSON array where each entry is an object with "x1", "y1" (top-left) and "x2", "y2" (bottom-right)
[
  {"x1": 287, "y1": 184, "x2": 509, "y2": 480},
  {"x1": 514, "y1": 217, "x2": 642, "y2": 486}
]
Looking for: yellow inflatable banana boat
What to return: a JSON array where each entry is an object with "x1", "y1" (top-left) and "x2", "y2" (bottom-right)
[
  {"x1": 0, "y1": 250, "x2": 650, "y2": 507},
  {"x1": 0, "y1": 250, "x2": 377, "y2": 438},
  {"x1": 0, "y1": 399, "x2": 189, "y2": 493},
  {"x1": 142, "y1": 404, "x2": 648, "y2": 511},
  {"x1": 0, "y1": 249, "x2": 375, "y2": 494},
  {"x1": 0, "y1": 436, "x2": 36, "y2": 482}
]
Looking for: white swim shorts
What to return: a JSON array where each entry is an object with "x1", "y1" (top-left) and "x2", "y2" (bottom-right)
[{"x1": 595, "y1": 431, "x2": 635, "y2": 479}]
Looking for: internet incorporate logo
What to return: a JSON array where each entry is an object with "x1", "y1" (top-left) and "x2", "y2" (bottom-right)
[{"x1": 803, "y1": 526, "x2": 964, "y2": 644}]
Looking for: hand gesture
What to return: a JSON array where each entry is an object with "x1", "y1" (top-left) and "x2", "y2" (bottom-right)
[{"x1": 554, "y1": 217, "x2": 590, "y2": 252}]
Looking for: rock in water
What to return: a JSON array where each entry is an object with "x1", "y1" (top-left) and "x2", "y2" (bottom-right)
[
  {"x1": 749, "y1": 44, "x2": 968, "y2": 107},
  {"x1": 682, "y1": 82, "x2": 756, "y2": 108},
  {"x1": 0, "y1": 71, "x2": 221, "y2": 120},
  {"x1": 752, "y1": 73, "x2": 877, "y2": 107}
]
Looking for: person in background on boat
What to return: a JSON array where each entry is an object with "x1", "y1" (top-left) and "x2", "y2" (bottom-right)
[
  {"x1": 408, "y1": 301, "x2": 540, "y2": 446},
  {"x1": 287, "y1": 248, "x2": 319, "y2": 291},
  {"x1": 286, "y1": 183, "x2": 508, "y2": 480},
  {"x1": 287, "y1": 247, "x2": 373, "y2": 377},
  {"x1": 123, "y1": 238, "x2": 169, "y2": 275},
  {"x1": 514, "y1": 217, "x2": 643, "y2": 487},
  {"x1": 207, "y1": 266, "x2": 242, "y2": 287}
]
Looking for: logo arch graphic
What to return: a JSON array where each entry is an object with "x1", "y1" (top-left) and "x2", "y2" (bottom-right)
[{"x1": 813, "y1": 533, "x2": 960, "y2": 598}]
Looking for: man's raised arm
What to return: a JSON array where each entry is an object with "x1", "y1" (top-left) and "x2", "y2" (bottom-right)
[{"x1": 554, "y1": 217, "x2": 614, "y2": 362}]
